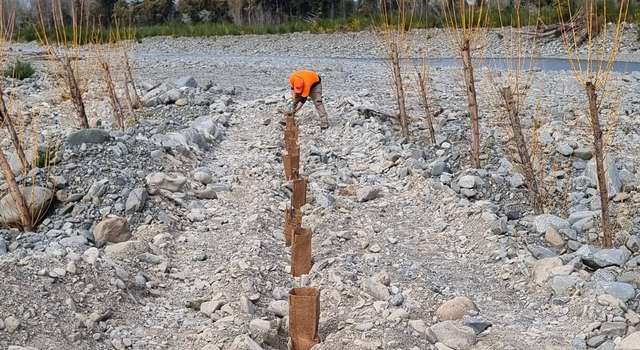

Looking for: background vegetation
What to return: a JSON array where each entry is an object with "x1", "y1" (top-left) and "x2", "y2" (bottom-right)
[{"x1": 2, "y1": 0, "x2": 639, "y2": 41}]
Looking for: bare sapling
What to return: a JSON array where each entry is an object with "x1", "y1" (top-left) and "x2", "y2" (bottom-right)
[
  {"x1": 415, "y1": 65, "x2": 437, "y2": 144},
  {"x1": 36, "y1": 0, "x2": 90, "y2": 129},
  {"x1": 99, "y1": 58, "x2": 125, "y2": 130},
  {"x1": 557, "y1": 0, "x2": 628, "y2": 247},
  {"x1": 113, "y1": 19, "x2": 141, "y2": 111},
  {"x1": 0, "y1": 11, "x2": 28, "y2": 173},
  {"x1": 461, "y1": 38, "x2": 480, "y2": 167},
  {"x1": 442, "y1": 0, "x2": 487, "y2": 168},
  {"x1": 376, "y1": 0, "x2": 415, "y2": 139},
  {"x1": 0, "y1": 6, "x2": 33, "y2": 230},
  {"x1": 487, "y1": 2, "x2": 545, "y2": 214},
  {"x1": 500, "y1": 87, "x2": 544, "y2": 214},
  {"x1": 0, "y1": 87, "x2": 29, "y2": 172},
  {"x1": 92, "y1": 24, "x2": 125, "y2": 130}
]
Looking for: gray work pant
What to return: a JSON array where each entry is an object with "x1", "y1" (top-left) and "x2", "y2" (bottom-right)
[{"x1": 309, "y1": 82, "x2": 329, "y2": 125}]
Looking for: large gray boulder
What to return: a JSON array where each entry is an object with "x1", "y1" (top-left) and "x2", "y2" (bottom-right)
[
  {"x1": 0, "y1": 186, "x2": 54, "y2": 227},
  {"x1": 145, "y1": 173, "x2": 186, "y2": 194},
  {"x1": 142, "y1": 83, "x2": 170, "y2": 107},
  {"x1": 150, "y1": 116, "x2": 223, "y2": 155},
  {"x1": 585, "y1": 155, "x2": 623, "y2": 198},
  {"x1": 66, "y1": 129, "x2": 111, "y2": 146},
  {"x1": 579, "y1": 245, "x2": 631, "y2": 269}
]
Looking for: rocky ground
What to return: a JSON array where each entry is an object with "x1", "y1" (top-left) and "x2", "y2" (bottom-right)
[{"x1": 1, "y1": 27, "x2": 640, "y2": 350}]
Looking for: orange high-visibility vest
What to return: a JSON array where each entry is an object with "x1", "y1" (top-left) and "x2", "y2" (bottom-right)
[{"x1": 289, "y1": 70, "x2": 320, "y2": 98}]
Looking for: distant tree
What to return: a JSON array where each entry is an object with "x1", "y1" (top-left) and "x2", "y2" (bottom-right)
[
  {"x1": 178, "y1": 0, "x2": 229, "y2": 22},
  {"x1": 92, "y1": 0, "x2": 118, "y2": 24},
  {"x1": 111, "y1": 0, "x2": 173, "y2": 24}
]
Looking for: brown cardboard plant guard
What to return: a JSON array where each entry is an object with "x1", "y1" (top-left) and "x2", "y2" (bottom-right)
[
  {"x1": 292, "y1": 178, "x2": 307, "y2": 210},
  {"x1": 288, "y1": 287, "x2": 321, "y2": 350},
  {"x1": 283, "y1": 141, "x2": 299, "y2": 181},
  {"x1": 291, "y1": 227, "x2": 312, "y2": 277},
  {"x1": 284, "y1": 208, "x2": 302, "y2": 247}
]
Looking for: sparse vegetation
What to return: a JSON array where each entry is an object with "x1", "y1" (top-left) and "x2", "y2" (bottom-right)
[
  {"x1": 2, "y1": 59, "x2": 35, "y2": 80},
  {"x1": 35, "y1": 0, "x2": 91, "y2": 129}
]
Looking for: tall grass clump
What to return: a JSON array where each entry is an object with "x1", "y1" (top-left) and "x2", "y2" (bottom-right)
[{"x1": 3, "y1": 59, "x2": 35, "y2": 80}]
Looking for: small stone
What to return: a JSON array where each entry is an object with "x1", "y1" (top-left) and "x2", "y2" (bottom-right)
[
  {"x1": 66, "y1": 261, "x2": 77, "y2": 274},
  {"x1": 550, "y1": 275, "x2": 581, "y2": 296},
  {"x1": 389, "y1": 293, "x2": 404, "y2": 306},
  {"x1": 618, "y1": 331, "x2": 640, "y2": 350},
  {"x1": 229, "y1": 335, "x2": 264, "y2": 350},
  {"x1": 125, "y1": 188, "x2": 148, "y2": 213},
  {"x1": 174, "y1": 76, "x2": 197, "y2": 88},
  {"x1": 528, "y1": 244, "x2": 558, "y2": 259},
  {"x1": 458, "y1": 175, "x2": 477, "y2": 189},
  {"x1": 356, "y1": 187, "x2": 381, "y2": 202},
  {"x1": 545, "y1": 227, "x2": 565, "y2": 247},
  {"x1": 249, "y1": 319, "x2": 271, "y2": 333},
  {"x1": 534, "y1": 214, "x2": 570, "y2": 234},
  {"x1": 557, "y1": 143, "x2": 574, "y2": 156},
  {"x1": 581, "y1": 246, "x2": 631, "y2": 268},
  {"x1": 356, "y1": 322, "x2": 375, "y2": 331},
  {"x1": 362, "y1": 277, "x2": 390, "y2": 301},
  {"x1": 200, "y1": 300, "x2": 224, "y2": 317},
  {"x1": 240, "y1": 296, "x2": 256, "y2": 315},
  {"x1": 627, "y1": 236, "x2": 640, "y2": 253},
  {"x1": 368, "y1": 244, "x2": 381, "y2": 253},
  {"x1": 586, "y1": 335, "x2": 607, "y2": 348},
  {"x1": 194, "y1": 171, "x2": 212, "y2": 185},
  {"x1": 436, "y1": 296, "x2": 478, "y2": 321},
  {"x1": 409, "y1": 319, "x2": 428, "y2": 334},
  {"x1": 533, "y1": 257, "x2": 563, "y2": 285},
  {"x1": 66, "y1": 129, "x2": 111, "y2": 145},
  {"x1": 599, "y1": 321, "x2": 627, "y2": 337},
  {"x1": 267, "y1": 300, "x2": 288, "y2": 317},
  {"x1": 509, "y1": 173, "x2": 525, "y2": 188},
  {"x1": 430, "y1": 321, "x2": 477, "y2": 350},
  {"x1": 463, "y1": 316, "x2": 492, "y2": 334},
  {"x1": 83, "y1": 247, "x2": 100, "y2": 264},
  {"x1": 4, "y1": 316, "x2": 20, "y2": 333},
  {"x1": 574, "y1": 147, "x2": 593, "y2": 160},
  {"x1": 597, "y1": 281, "x2": 636, "y2": 302},
  {"x1": 93, "y1": 216, "x2": 130, "y2": 243}
]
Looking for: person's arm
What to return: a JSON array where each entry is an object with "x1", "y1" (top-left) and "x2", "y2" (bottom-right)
[{"x1": 289, "y1": 95, "x2": 306, "y2": 114}]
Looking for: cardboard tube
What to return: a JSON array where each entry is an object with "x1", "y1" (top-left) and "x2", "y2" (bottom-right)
[
  {"x1": 292, "y1": 178, "x2": 307, "y2": 210},
  {"x1": 291, "y1": 227, "x2": 312, "y2": 277},
  {"x1": 284, "y1": 208, "x2": 302, "y2": 247},
  {"x1": 289, "y1": 287, "x2": 320, "y2": 350}
]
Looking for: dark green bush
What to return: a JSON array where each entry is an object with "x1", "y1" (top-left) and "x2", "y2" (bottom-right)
[{"x1": 3, "y1": 59, "x2": 35, "y2": 80}]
